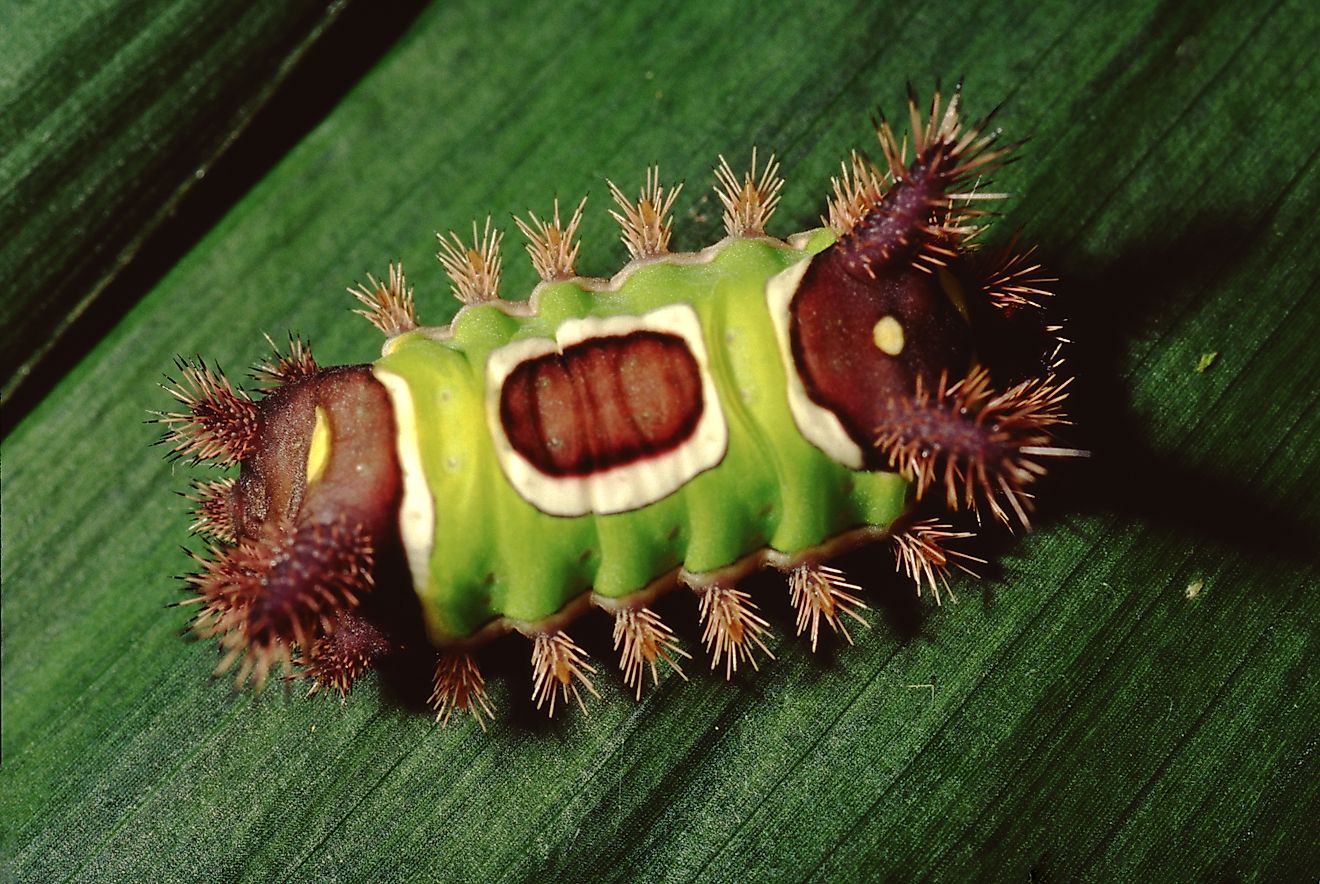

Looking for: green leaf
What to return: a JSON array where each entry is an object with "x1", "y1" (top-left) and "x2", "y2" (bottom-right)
[
  {"x1": 0, "y1": 0, "x2": 394, "y2": 406},
  {"x1": 3, "y1": 0, "x2": 1317, "y2": 880}
]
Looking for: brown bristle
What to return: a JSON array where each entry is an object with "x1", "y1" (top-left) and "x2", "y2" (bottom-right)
[
  {"x1": 694, "y1": 583, "x2": 774, "y2": 679},
  {"x1": 612, "y1": 607, "x2": 690, "y2": 700},
  {"x1": 982, "y1": 244, "x2": 1057, "y2": 312},
  {"x1": 154, "y1": 358, "x2": 259, "y2": 466},
  {"x1": 874, "y1": 367, "x2": 1077, "y2": 530},
  {"x1": 608, "y1": 166, "x2": 682, "y2": 260},
  {"x1": 181, "y1": 518, "x2": 375, "y2": 686},
  {"x1": 824, "y1": 149, "x2": 887, "y2": 236},
  {"x1": 1046, "y1": 323, "x2": 1070, "y2": 372},
  {"x1": 350, "y1": 262, "x2": 418, "y2": 337},
  {"x1": 839, "y1": 83, "x2": 1011, "y2": 278},
  {"x1": 179, "y1": 541, "x2": 250, "y2": 640},
  {"x1": 185, "y1": 477, "x2": 237, "y2": 543},
  {"x1": 911, "y1": 198, "x2": 996, "y2": 273},
  {"x1": 430, "y1": 651, "x2": 494, "y2": 729},
  {"x1": 437, "y1": 219, "x2": 503, "y2": 304},
  {"x1": 884, "y1": 81, "x2": 1011, "y2": 189},
  {"x1": 298, "y1": 609, "x2": 393, "y2": 699},
  {"x1": 222, "y1": 632, "x2": 294, "y2": 690},
  {"x1": 179, "y1": 540, "x2": 287, "y2": 688},
  {"x1": 514, "y1": 196, "x2": 588, "y2": 282},
  {"x1": 787, "y1": 564, "x2": 869, "y2": 651},
  {"x1": 530, "y1": 632, "x2": 600, "y2": 717},
  {"x1": 252, "y1": 333, "x2": 319, "y2": 388},
  {"x1": 892, "y1": 518, "x2": 984, "y2": 604},
  {"x1": 714, "y1": 149, "x2": 784, "y2": 238},
  {"x1": 249, "y1": 519, "x2": 374, "y2": 647}
]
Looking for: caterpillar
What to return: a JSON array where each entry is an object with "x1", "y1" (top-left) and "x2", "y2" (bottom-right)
[{"x1": 156, "y1": 85, "x2": 1075, "y2": 726}]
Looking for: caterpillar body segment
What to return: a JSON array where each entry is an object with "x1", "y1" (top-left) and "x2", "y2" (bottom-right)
[
  {"x1": 376, "y1": 233, "x2": 908, "y2": 644},
  {"x1": 157, "y1": 87, "x2": 1073, "y2": 724}
]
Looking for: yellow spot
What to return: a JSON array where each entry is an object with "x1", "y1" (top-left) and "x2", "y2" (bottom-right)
[
  {"x1": 306, "y1": 406, "x2": 331, "y2": 484},
  {"x1": 872, "y1": 315, "x2": 905, "y2": 356},
  {"x1": 1185, "y1": 579, "x2": 1205, "y2": 600}
]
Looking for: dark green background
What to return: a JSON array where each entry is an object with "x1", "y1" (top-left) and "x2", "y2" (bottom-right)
[{"x1": 3, "y1": 1, "x2": 1317, "y2": 880}]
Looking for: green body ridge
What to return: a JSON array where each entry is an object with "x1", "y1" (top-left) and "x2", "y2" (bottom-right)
[{"x1": 374, "y1": 234, "x2": 910, "y2": 645}]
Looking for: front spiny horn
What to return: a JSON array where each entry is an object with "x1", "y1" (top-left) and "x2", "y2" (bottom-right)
[
  {"x1": 252, "y1": 332, "x2": 318, "y2": 388},
  {"x1": 154, "y1": 358, "x2": 259, "y2": 466}
]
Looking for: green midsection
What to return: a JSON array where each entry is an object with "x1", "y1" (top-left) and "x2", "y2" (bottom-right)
[{"x1": 374, "y1": 235, "x2": 909, "y2": 644}]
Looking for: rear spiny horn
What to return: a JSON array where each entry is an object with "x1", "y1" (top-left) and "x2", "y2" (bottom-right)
[
  {"x1": 297, "y1": 609, "x2": 393, "y2": 700},
  {"x1": 840, "y1": 82, "x2": 1014, "y2": 278},
  {"x1": 181, "y1": 518, "x2": 376, "y2": 688},
  {"x1": 874, "y1": 367, "x2": 1077, "y2": 530}
]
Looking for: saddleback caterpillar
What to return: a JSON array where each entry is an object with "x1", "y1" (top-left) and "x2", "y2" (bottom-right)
[{"x1": 155, "y1": 85, "x2": 1076, "y2": 726}]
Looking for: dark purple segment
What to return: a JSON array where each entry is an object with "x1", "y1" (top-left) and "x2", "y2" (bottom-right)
[
  {"x1": 789, "y1": 252, "x2": 973, "y2": 465},
  {"x1": 499, "y1": 331, "x2": 704, "y2": 477},
  {"x1": 836, "y1": 154, "x2": 949, "y2": 278},
  {"x1": 227, "y1": 365, "x2": 410, "y2": 656},
  {"x1": 235, "y1": 365, "x2": 401, "y2": 541}
]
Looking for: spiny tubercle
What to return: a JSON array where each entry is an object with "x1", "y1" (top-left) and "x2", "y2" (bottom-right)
[{"x1": 835, "y1": 151, "x2": 954, "y2": 279}]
